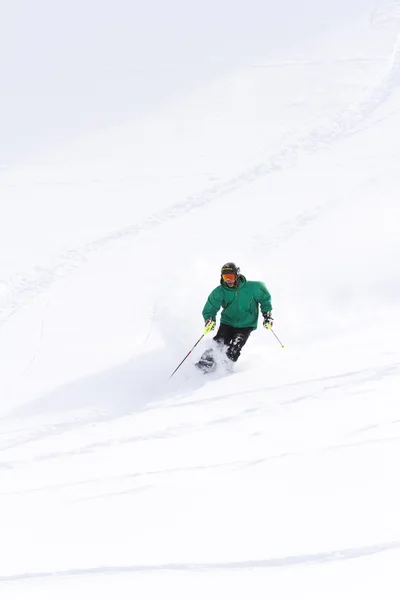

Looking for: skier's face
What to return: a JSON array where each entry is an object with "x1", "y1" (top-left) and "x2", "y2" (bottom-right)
[{"x1": 222, "y1": 273, "x2": 236, "y2": 287}]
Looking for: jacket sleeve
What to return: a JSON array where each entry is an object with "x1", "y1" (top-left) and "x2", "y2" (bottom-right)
[
  {"x1": 202, "y1": 287, "x2": 224, "y2": 321},
  {"x1": 255, "y1": 281, "x2": 272, "y2": 314}
]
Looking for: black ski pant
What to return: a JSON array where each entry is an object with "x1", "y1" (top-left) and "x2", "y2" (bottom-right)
[{"x1": 211, "y1": 323, "x2": 253, "y2": 362}]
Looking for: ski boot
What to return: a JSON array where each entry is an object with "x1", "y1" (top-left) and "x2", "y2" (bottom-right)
[{"x1": 195, "y1": 349, "x2": 216, "y2": 373}]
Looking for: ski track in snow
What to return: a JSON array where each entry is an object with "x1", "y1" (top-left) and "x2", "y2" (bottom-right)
[
  {"x1": 371, "y1": 0, "x2": 400, "y2": 28},
  {"x1": 1, "y1": 541, "x2": 400, "y2": 583},
  {"x1": 1, "y1": 13, "x2": 400, "y2": 329},
  {"x1": 0, "y1": 361, "x2": 399, "y2": 474},
  {"x1": 2, "y1": 432, "x2": 400, "y2": 502}
]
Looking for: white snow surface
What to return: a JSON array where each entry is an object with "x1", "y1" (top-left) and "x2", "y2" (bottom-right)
[{"x1": 1, "y1": 2, "x2": 400, "y2": 598}]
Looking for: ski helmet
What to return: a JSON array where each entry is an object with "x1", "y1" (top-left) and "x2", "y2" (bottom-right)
[{"x1": 221, "y1": 262, "x2": 240, "y2": 285}]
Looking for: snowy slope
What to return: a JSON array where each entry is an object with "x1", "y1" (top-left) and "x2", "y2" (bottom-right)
[{"x1": 1, "y1": 2, "x2": 400, "y2": 599}]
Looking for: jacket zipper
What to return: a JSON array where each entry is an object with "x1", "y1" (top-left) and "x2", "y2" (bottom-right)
[{"x1": 235, "y1": 288, "x2": 239, "y2": 326}]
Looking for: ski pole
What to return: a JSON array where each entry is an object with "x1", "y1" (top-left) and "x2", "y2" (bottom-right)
[
  {"x1": 169, "y1": 333, "x2": 205, "y2": 379},
  {"x1": 169, "y1": 320, "x2": 215, "y2": 379},
  {"x1": 267, "y1": 323, "x2": 285, "y2": 348}
]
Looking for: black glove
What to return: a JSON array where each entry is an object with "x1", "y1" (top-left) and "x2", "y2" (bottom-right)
[{"x1": 262, "y1": 311, "x2": 273, "y2": 329}]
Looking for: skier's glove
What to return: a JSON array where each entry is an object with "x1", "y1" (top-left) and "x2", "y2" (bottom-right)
[
  {"x1": 263, "y1": 312, "x2": 273, "y2": 329},
  {"x1": 204, "y1": 318, "x2": 216, "y2": 333}
]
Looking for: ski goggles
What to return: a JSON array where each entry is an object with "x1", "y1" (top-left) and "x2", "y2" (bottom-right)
[{"x1": 222, "y1": 273, "x2": 236, "y2": 282}]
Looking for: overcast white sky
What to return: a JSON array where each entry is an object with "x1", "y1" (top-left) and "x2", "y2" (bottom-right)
[{"x1": 1, "y1": 0, "x2": 371, "y2": 164}]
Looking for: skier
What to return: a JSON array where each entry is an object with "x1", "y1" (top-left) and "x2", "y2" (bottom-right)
[{"x1": 196, "y1": 262, "x2": 273, "y2": 372}]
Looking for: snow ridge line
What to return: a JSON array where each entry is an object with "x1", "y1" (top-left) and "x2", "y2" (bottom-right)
[
  {"x1": 1, "y1": 20, "x2": 400, "y2": 328},
  {"x1": 1, "y1": 541, "x2": 400, "y2": 582}
]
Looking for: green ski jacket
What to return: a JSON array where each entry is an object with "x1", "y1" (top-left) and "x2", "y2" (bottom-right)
[{"x1": 202, "y1": 275, "x2": 272, "y2": 330}]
